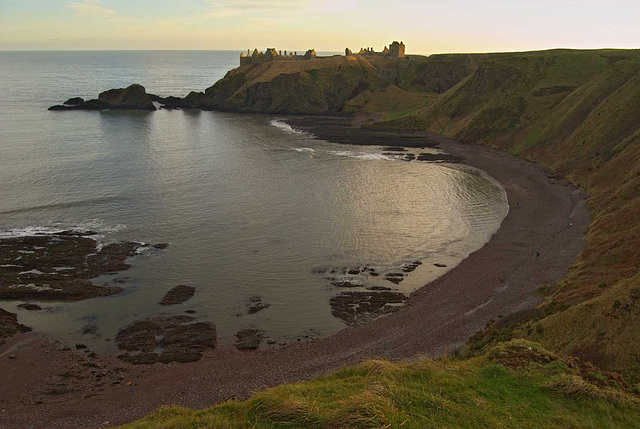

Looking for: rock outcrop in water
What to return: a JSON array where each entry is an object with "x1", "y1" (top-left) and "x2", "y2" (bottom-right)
[
  {"x1": 159, "y1": 285, "x2": 196, "y2": 306},
  {"x1": 49, "y1": 84, "x2": 156, "y2": 111},
  {"x1": 116, "y1": 315, "x2": 216, "y2": 364},
  {"x1": 0, "y1": 231, "x2": 153, "y2": 301}
]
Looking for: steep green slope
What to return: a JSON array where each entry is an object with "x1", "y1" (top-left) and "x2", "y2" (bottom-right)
[
  {"x1": 118, "y1": 341, "x2": 640, "y2": 429},
  {"x1": 376, "y1": 49, "x2": 640, "y2": 379},
  {"x1": 180, "y1": 54, "x2": 483, "y2": 114}
]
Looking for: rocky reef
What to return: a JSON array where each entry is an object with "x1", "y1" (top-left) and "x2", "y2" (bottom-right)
[
  {"x1": 116, "y1": 315, "x2": 216, "y2": 364},
  {"x1": 0, "y1": 231, "x2": 155, "y2": 301},
  {"x1": 49, "y1": 84, "x2": 156, "y2": 111}
]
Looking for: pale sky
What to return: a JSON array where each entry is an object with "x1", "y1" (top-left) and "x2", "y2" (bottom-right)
[{"x1": 1, "y1": 0, "x2": 639, "y2": 54}]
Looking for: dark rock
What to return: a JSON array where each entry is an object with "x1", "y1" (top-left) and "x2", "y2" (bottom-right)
[
  {"x1": 366, "y1": 286, "x2": 392, "y2": 291},
  {"x1": 8, "y1": 355, "x2": 16, "y2": 360},
  {"x1": 64, "y1": 97, "x2": 84, "y2": 106},
  {"x1": 235, "y1": 328, "x2": 264, "y2": 351},
  {"x1": 434, "y1": 263, "x2": 448, "y2": 268},
  {"x1": 416, "y1": 153, "x2": 463, "y2": 163},
  {"x1": 159, "y1": 285, "x2": 196, "y2": 306},
  {"x1": 331, "y1": 281, "x2": 361, "y2": 288},
  {"x1": 52, "y1": 230, "x2": 98, "y2": 236},
  {"x1": 330, "y1": 291, "x2": 406, "y2": 327},
  {"x1": 0, "y1": 308, "x2": 31, "y2": 346},
  {"x1": 48, "y1": 99, "x2": 110, "y2": 111},
  {"x1": 75, "y1": 344, "x2": 87, "y2": 350},
  {"x1": 401, "y1": 261, "x2": 422, "y2": 273},
  {"x1": 17, "y1": 303, "x2": 42, "y2": 311},
  {"x1": 98, "y1": 84, "x2": 156, "y2": 110},
  {"x1": 153, "y1": 243, "x2": 169, "y2": 250},
  {"x1": 385, "y1": 273, "x2": 405, "y2": 285},
  {"x1": 50, "y1": 84, "x2": 156, "y2": 111},
  {"x1": 382, "y1": 147, "x2": 408, "y2": 152},
  {"x1": 0, "y1": 233, "x2": 144, "y2": 301},
  {"x1": 285, "y1": 117, "x2": 440, "y2": 148},
  {"x1": 184, "y1": 310, "x2": 196, "y2": 314},
  {"x1": 115, "y1": 315, "x2": 216, "y2": 365},
  {"x1": 246, "y1": 296, "x2": 270, "y2": 314}
]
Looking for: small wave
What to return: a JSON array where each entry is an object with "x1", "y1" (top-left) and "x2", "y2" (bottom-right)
[
  {"x1": 294, "y1": 147, "x2": 315, "y2": 153},
  {"x1": 0, "y1": 196, "x2": 122, "y2": 216},
  {"x1": 270, "y1": 119, "x2": 308, "y2": 136},
  {"x1": 0, "y1": 220, "x2": 125, "y2": 239}
]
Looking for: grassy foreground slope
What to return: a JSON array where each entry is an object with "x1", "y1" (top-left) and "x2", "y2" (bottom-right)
[
  {"x1": 119, "y1": 341, "x2": 640, "y2": 429},
  {"x1": 376, "y1": 49, "x2": 640, "y2": 380}
]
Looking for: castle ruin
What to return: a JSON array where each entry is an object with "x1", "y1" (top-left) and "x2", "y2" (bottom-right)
[
  {"x1": 346, "y1": 41, "x2": 405, "y2": 58},
  {"x1": 240, "y1": 48, "x2": 317, "y2": 65},
  {"x1": 239, "y1": 41, "x2": 405, "y2": 66}
]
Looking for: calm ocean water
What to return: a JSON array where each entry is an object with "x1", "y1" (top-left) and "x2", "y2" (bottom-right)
[{"x1": 0, "y1": 51, "x2": 508, "y2": 351}]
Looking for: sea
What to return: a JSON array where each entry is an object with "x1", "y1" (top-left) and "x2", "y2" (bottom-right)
[{"x1": 0, "y1": 51, "x2": 508, "y2": 351}]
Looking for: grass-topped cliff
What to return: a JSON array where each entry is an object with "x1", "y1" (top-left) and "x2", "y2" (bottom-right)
[{"x1": 119, "y1": 341, "x2": 640, "y2": 429}]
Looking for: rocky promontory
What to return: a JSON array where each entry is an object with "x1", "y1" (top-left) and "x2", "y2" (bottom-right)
[
  {"x1": 48, "y1": 54, "x2": 482, "y2": 115},
  {"x1": 49, "y1": 84, "x2": 156, "y2": 111}
]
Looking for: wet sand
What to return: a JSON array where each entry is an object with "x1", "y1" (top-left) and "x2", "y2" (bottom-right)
[{"x1": 0, "y1": 129, "x2": 590, "y2": 429}]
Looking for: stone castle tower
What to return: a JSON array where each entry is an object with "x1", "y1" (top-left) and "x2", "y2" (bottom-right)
[{"x1": 389, "y1": 41, "x2": 405, "y2": 58}]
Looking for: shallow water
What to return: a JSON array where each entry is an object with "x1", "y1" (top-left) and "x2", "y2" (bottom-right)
[{"x1": 0, "y1": 51, "x2": 508, "y2": 351}]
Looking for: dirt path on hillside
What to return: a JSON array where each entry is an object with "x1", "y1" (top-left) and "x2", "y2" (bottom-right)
[{"x1": 0, "y1": 128, "x2": 590, "y2": 429}]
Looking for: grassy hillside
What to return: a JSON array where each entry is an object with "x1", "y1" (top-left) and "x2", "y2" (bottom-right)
[
  {"x1": 376, "y1": 49, "x2": 640, "y2": 380},
  {"x1": 192, "y1": 54, "x2": 482, "y2": 114},
  {"x1": 118, "y1": 340, "x2": 640, "y2": 429}
]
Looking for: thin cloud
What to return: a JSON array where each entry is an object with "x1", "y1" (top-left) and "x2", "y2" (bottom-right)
[
  {"x1": 67, "y1": 0, "x2": 115, "y2": 18},
  {"x1": 207, "y1": 0, "x2": 306, "y2": 18}
]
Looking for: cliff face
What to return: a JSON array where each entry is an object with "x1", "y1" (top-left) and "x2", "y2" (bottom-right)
[
  {"x1": 189, "y1": 55, "x2": 482, "y2": 115},
  {"x1": 195, "y1": 56, "x2": 387, "y2": 114}
]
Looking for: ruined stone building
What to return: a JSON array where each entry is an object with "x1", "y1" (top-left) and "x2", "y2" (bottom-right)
[
  {"x1": 239, "y1": 41, "x2": 406, "y2": 66},
  {"x1": 345, "y1": 41, "x2": 406, "y2": 59},
  {"x1": 240, "y1": 48, "x2": 317, "y2": 65}
]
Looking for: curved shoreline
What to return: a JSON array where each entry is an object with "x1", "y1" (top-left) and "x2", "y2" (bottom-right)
[{"x1": 0, "y1": 130, "x2": 590, "y2": 429}]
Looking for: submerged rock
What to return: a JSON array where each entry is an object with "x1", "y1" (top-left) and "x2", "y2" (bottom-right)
[
  {"x1": 159, "y1": 285, "x2": 196, "y2": 306},
  {"x1": 246, "y1": 296, "x2": 270, "y2": 314},
  {"x1": 17, "y1": 303, "x2": 41, "y2": 311},
  {"x1": 116, "y1": 315, "x2": 216, "y2": 364}
]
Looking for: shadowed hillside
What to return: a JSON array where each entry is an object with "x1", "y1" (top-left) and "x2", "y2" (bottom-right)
[{"x1": 375, "y1": 49, "x2": 640, "y2": 379}]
